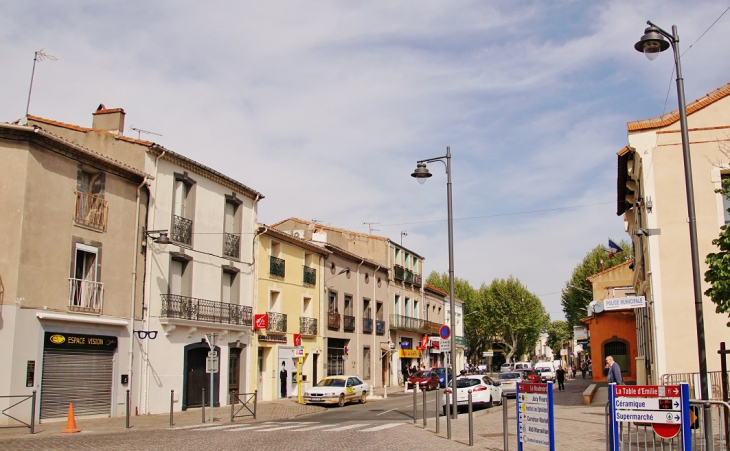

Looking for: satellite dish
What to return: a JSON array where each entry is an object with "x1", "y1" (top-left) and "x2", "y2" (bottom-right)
[
  {"x1": 587, "y1": 301, "x2": 596, "y2": 315},
  {"x1": 593, "y1": 301, "x2": 605, "y2": 314}
]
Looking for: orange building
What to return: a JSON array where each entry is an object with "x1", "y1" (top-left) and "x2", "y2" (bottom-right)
[{"x1": 581, "y1": 261, "x2": 638, "y2": 383}]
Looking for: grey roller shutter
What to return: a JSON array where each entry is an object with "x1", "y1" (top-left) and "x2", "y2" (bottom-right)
[{"x1": 40, "y1": 348, "x2": 114, "y2": 419}]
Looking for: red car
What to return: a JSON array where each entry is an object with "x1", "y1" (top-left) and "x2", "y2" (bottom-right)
[
  {"x1": 407, "y1": 370, "x2": 441, "y2": 390},
  {"x1": 520, "y1": 369, "x2": 541, "y2": 383}
]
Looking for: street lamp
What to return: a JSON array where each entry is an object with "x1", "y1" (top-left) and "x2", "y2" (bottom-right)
[
  {"x1": 412, "y1": 146, "x2": 456, "y2": 420},
  {"x1": 634, "y1": 19, "x2": 711, "y2": 439}
]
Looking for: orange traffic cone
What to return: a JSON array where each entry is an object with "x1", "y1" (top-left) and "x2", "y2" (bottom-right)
[{"x1": 60, "y1": 403, "x2": 82, "y2": 433}]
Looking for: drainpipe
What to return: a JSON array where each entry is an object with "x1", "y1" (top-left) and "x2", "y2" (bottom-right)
[
  {"x1": 247, "y1": 195, "x2": 262, "y2": 395},
  {"x1": 355, "y1": 260, "x2": 364, "y2": 380},
  {"x1": 372, "y1": 264, "x2": 380, "y2": 389},
  {"x1": 129, "y1": 176, "x2": 148, "y2": 416}
]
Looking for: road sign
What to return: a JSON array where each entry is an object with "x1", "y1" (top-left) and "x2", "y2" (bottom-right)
[
  {"x1": 482, "y1": 351, "x2": 494, "y2": 357},
  {"x1": 294, "y1": 346, "x2": 304, "y2": 357},
  {"x1": 439, "y1": 338, "x2": 451, "y2": 352},
  {"x1": 516, "y1": 382, "x2": 554, "y2": 450},
  {"x1": 206, "y1": 355, "x2": 219, "y2": 373},
  {"x1": 439, "y1": 325, "x2": 450, "y2": 340},
  {"x1": 208, "y1": 351, "x2": 218, "y2": 358}
]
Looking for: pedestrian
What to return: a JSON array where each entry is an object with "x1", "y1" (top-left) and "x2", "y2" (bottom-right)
[
  {"x1": 580, "y1": 361, "x2": 587, "y2": 379},
  {"x1": 588, "y1": 361, "x2": 593, "y2": 378},
  {"x1": 555, "y1": 365, "x2": 566, "y2": 391},
  {"x1": 605, "y1": 356, "x2": 623, "y2": 384}
]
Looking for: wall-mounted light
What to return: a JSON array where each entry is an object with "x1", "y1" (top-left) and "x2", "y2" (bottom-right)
[
  {"x1": 635, "y1": 228, "x2": 661, "y2": 237},
  {"x1": 145, "y1": 229, "x2": 171, "y2": 246}
]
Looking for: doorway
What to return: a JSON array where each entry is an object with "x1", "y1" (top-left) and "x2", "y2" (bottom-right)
[
  {"x1": 183, "y1": 342, "x2": 219, "y2": 409},
  {"x1": 228, "y1": 347, "x2": 242, "y2": 396}
]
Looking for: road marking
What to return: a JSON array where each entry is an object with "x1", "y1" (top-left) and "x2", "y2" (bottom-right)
[
  {"x1": 359, "y1": 423, "x2": 405, "y2": 432},
  {"x1": 193, "y1": 424, "x2": 255, "y2": 431},
  {"x1": 325, "y1": 423, "x2": 371, "y2": 431},
  {"x1": 224, "y1": 424, "x2": 279, "y2": 432},
  {"x1": 289, "y1": 424, "x2": 333, "y2": 432},
  {"x1": 376, "y1": 408, "x2": 400, "y2": 416},
  {"x1": 255, "y1": 424, "x2": 312, "y2": 432}
]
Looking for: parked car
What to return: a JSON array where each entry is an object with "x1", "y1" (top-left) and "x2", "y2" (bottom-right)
[
  {"x1": 433, "y1": 367, "x2": 453, "y2": 388},
  {"x1": 443, "y1": 375, "x2": 503, "y2": 412},
  {"x1": 303, "y1": 376, "x2": 369, "y2": 407},
  {"x1": 407, "y1": 370, "x2": 440, "y2": 391},
  {"x1": 513, "y1": 362, "x2": 532, "y2": 370},
  {"x1": 500, "y1": 363, "x2": 514, "y2": 373},
  {"x1": 520, "y1": 368, "x2": 541, "y2": 383},
  {"x1": 497, "y1": 371, "x2": 526, "y2": 397},
  {"x1": 535, "y1": 366, "x2": 555, "y2": 382}
]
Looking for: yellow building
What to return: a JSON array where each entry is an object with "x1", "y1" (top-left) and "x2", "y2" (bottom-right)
[{"x1": 252, "y1": 226, "x2": 329, "y2": 401}]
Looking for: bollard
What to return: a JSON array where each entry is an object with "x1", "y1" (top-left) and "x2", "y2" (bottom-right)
[
  {"x1": 253, "y1": 390, "x2": 258, "y2": 420},
  {"x1": 435, "y1": 387, "x2": 440, "y2": 434},
  {"x1": 202, "y1": 388, "x2": 206, "y2": 423},
  {"x1": 413, "y1": 382, "x2": 417, "y2": 424},
  {"x1": 422, "y1": 386, "x2": 427, "y2": 427},
  {"x1": 446, "y1": 384, "x2": 452, "y2": 439},
  {"x1": 230, "y1": 391, "x2": 235, "y2": 423},
  {"x1": 126, "y1": 389, "x2": 130, "y2": 429},
  {"x1": 170, "y1": 390, "x2": 174, "y2": 427},
  {"x1": 502, "y1": 393, "x2": 509, "y2": 451},
  {"x1": 468, "y1": 389, "x2": 474, "y2": 446},
  {"x1": 384, "y1": 384, "x2": 388, "y2": 399},
  {"x1": 30, "y1": 390, "x2": 36, "y2": 435},
  {"x1": 703, "y1": 402, "x2": 715, "y2": 451}
]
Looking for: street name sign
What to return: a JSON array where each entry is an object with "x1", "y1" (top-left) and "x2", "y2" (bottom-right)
[{"x1": 516, "y1": 383, "x2": 554, "y2": 451}]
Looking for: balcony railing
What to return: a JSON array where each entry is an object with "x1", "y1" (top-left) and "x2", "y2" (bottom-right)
[
  {"x1": 68, "y1": 278, "x2": 103, "y2": 312},
  {"x1": 404, "y1": 269, "x2": 413, "y2": 284},
  {"x1": 328, "y1": 312, "x2": 341, "y2": 330},
  {"x1": 74, "y1": 191, "x2": 108, "y2": 231},
  {"x1": 376, "y1": 320, "x2": 386, "y2": 335},
  {"x1": 300, "y1": 317, "x2": 318, "y2": 336},
  {"x1": 223, "y1": 232, "x2": 240, "y2": 259},
  {"x1": 172, "y1": 215, "x2": 193, "y2": 245},
  {"x1": 343, "y1": 315, "x2": 355, "y2": 332},
  {"x1": 269, "y1": 256, "x2": 285, "y2": 277},
  {"x1": 363, "y1": 318, "x2": 373, "y2": 334},
  {"x1": 160, "y1": 294, "x2": 252, "y2": 326},
  {"x1": 389, "y1": 314, "x2": 441, "y2": 334},
  {"x1": 413, "y1": 274, "x2": 422, "y2": 287},
  {"x1": 393, "y1": 265, "x2": 405, "y2": 281},
  {"x1": 303, "y1": 266, "x2": 316, "y2": 285},
  {"x1": 266, "y1": 311, "x2": 287, "y2": 333}
]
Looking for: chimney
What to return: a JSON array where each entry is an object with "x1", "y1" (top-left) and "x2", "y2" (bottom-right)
[{"x1": 92, "y1": 104, "x2": 125, "y2": 135}]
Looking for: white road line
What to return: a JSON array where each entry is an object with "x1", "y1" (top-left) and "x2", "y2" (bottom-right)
[
  {"x1": 325, "y1": 423, "x2": 370, "y2": 431},
  {"x1": 255, "y1": 424, "x2": 312, "y2": 432},
  {"x1": 224, "y1": 424, "x2": 279, "y2": 432},
  {"x1": 359, "y1": 423, "x2": 405, "y2": 432},
  {"x1": 193, "y1": 424, "x2": 255, "y2": 431},
  {"x1": 289, "y1": 424, "x2": 334, "y2": 432},
  {"x1": 376, "y1": 408, "x2": 400, "y2": 416}
]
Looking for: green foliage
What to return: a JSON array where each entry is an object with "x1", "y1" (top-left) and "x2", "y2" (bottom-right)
[
  {"x1": 704, "y1": 179, "x2": 730, "y2": 327},
  {"x1": 546, "y1": 320, "x2": 571, "y2": 354},
  {"x1": 561, "y1": 242, "x2": 631, "y2": 327}
]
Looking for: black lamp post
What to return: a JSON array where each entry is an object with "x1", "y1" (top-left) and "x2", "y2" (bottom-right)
[
  {"x1": 412, "y1": 146, "x2": 457, "y2": 420},
  {"x1": 634, "y1": 20, "x2": 712, "y2": 445}
]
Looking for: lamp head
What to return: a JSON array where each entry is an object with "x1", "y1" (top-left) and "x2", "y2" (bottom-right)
[
  {"x1": 634, "y1": 26, "x2": 669, "y2": 61},
  {"x1": 411, "y1": 163, "x2": 432, "y2": 184},
  {"x1": 155, "y1": 231, "x2": 171, "y2": 246}
]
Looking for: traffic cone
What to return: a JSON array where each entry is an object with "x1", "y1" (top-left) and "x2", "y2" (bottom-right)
[{"x1": 60, "y1": 403, "x2": 81, "y2": 433}]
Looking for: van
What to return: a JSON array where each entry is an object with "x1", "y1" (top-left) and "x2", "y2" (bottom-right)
[
  {"x1": 534, "y1": 362, "x2": 555, "y2": 382},
  {"x1": 513, "y1": 362, "x2": 532, "y2": 370}
]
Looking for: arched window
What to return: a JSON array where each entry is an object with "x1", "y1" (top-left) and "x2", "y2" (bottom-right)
[{"x1": 604, "y1": 340, "x2": 628, "y2": 374}]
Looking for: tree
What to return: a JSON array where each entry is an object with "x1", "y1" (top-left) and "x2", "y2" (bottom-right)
[
  {"x1": 561, "y1": 242, "x2": 631, "y2": 327},
  {"x1": 546, "y1": 320, "x2": 571, "y2": 356},
  {"x1": 704, "y1": 177, "x2": 730, "y2": 327}
]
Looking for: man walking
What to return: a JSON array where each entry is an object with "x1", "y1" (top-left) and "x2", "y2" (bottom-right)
[
  {"x1": 606, "y1": 356, "x2": 623, "y2": 384},
  {"x1": 580, "y1": 360, "x2": 587, "y2": 379},
  {"x1": 555, "y1": 365, "x2": 566, "y2": 391}
]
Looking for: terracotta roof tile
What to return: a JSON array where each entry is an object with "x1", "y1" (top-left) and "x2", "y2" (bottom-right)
[{"x1": 27, "y1": 115, "x2": 155, "y2": 146}]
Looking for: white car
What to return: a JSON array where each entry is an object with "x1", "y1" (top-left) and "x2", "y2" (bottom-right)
[
  {"x1": 442, "y1": 375, "x2": 503, "y2": 412},
  {"x1": 536, "y1": 366, "x2": 555, "y2": 382},
  {"x1": 303, "y1": 376, "x2": 369, "y2": 407}
]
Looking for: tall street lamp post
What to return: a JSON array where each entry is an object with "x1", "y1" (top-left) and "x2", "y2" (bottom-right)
[
  {"x1": 634, "y1": 21, "x2": 712, "y2": 446},
  {"x1": 412, "y1": 146, "x2": 457, "y2": 420}
]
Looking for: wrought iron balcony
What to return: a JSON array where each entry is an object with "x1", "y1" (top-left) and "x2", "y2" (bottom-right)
[
  {"x1": 376, "y1": 320, "x2": 386, "y2": 335},
  {"x1": 223, "y1": 232, "x2": 240, "y2": 259},
  {"x1": 300, "y1": 317, "x2": 318, "y2": 336},
  {"x1": 363, "y1": 318, "x2": 373, "y2": 334},
  {"x1": 74, "y1": 191, "x2": 108, "y2": 232},
  {"x1": 267, "y1": 311, "x2": 287, "y2": 333},
  {"x1": 413, "y1": 274, "x2": 422, "y2": 287},
  {"x1": 160, "y1": 294, "x2": 252, "y2": 326},
  {"x1": 269, "y1": 256, "x2": 285, "y2": 277},
  {"x1": 68, "y1": 278, "x2": 104, "y2": 313},
  {"x1": 393, "y1": 265, "x2": 405, "y2": 281},
  {"x1": 404, "y1": 269, "x2": 413, "y2": 284},
  {"x1": 389, "y1": 314, "x2": 441, "y2": 334},
  {"x1": 328, "y1": 312, "x2": 340, "y2": 330},
  {"x1": 343, "y1": 315, "x2": 355, "y2": 332},
  {"x1": 172, "y1": 215, "x2": 193, "y2": 245},
  {"x1": 303, "y1": 266, "x2": 316, "y2": 285}
]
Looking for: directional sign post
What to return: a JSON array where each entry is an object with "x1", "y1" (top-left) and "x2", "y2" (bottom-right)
[
  {"x1": 608, "y1": 384, "x2": 690, "y2": 451},
  {"x1": 516, "y1": 382, "x2": 555, "y2": 450},
  {"x1": 440, "y1": 338, "x2": 451, "y2": 353}
]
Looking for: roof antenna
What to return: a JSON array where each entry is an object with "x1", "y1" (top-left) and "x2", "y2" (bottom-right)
[
  {"x1": 363, "y1": 222, "x2": 380, "y2": 234},
  {"x1": 25, "y1": 48, "x2": 57, "y2": 120},
  {"x1": 400, "y1": 231, "x2": 408, "y2": 246},
  {"x1": 130, "y1": 126, "x2": 163, "y2": 140}
]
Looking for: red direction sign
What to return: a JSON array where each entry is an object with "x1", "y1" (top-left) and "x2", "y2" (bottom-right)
[
  {"x1": 653, "y1": 423, "x2": 681, "y2": 439},
  {"x1": 519, "y1": 383, "x2": 548, "y2": 394},
  {"x1": 615, "y1": 385, "x2": 680, "y2": 397}
]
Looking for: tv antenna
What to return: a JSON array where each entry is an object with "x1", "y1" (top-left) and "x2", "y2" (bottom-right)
[
  {"x1": 363, "y1": 222, "x2": 380, "y2": 234},
  {"x1": 131, "y1": 126, "x2": 162, "y2": 140},
  {"x1": 25, "y1": 48, "x2": 57, "y2": 119},
  {"x1": 400, "y1": 231, "x2": 408, "y2": 245}
]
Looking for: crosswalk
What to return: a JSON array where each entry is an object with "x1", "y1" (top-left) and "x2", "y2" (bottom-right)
[{"x1": 171, "y1": 421, "x2": 405, "y2": 434}]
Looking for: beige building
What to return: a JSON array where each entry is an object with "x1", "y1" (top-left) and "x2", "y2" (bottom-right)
[
  {"x1": 617, "y1": 82, "x2": 730, "y2": 384},
  {"x1": 0, "y1": 121, "x2": 149, "y2": 423}
]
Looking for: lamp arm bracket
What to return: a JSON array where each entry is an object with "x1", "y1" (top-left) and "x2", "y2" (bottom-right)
[{"x1": 646, "y1": 20, "x2": 677, "y2": 43}]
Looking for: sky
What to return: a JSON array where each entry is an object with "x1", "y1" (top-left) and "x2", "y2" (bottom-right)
[{"x1": 3, "y1": 1, "x2": 730, "y2": 321}]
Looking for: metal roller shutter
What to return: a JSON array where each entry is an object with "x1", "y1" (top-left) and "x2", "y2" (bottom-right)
[{"x1": 40, "y1": 348, "x2": 114, "y2": 419}]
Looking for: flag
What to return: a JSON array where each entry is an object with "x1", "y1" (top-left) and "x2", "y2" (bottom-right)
[{"x1": 608, "y1": 239, "x2": 623, "y2": 257}]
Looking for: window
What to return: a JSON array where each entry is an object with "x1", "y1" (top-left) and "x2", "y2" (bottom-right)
[
  {"x1": 344, "y1": 295, "x2": 353, "y2": 317},
  {"x1": 404, "y1": 297, "x2": 411, "y2": 317},
  {"x1": 74, "y1": 167, "x2": 107, "y2": 231},
  {"x1": 327, "y1": 338, "x2": 347, "y2": 376},
  {"x1": 604, "y1": 341, "x2": 629, "y2": 374},
  {"x1": 363, "y1": 299, "x2": 371, "y2": 319},
  {"x1": 69, "y1": 243, "x2": 102, "y2": 310},
  {"x1": 394, "y1": 295, "x2": 400, "y2": 316},
  {"x1": 223, "y1": 194, "x2": 242, "y2": 259},
  {"x1": 376, "y1": 302, "x2": 383, "y2": 321},
  {"x1": 404, "y1": 253, "x2": 410, "y2": 269},
  {"x1": 413, "y1": 300, "x2": 419, "y2": 319},
  {"x1": 412, "y1": 257, "x2": 418, "y2": 273},
  {"x1": 269, "y1": 290, "x2": 281, "y2": 312},
  {"x1": 303, "y1": 296, "x2": 313, "y2": 318},
  {"x1": 169, "y1": 254, "x2": 192, "y2": 297},
  {"x1": 329, "y1": 291, "x2": 338, "y2": 313},
  {"x1": 222, "y1": 268, "x2": 239, "y2": 304},
  {"x1": 344, "y1": 295, "x2": 355, "y2": 331},
  {"x1": 394, "y1": 248, "x2": 400, "y2": 265},
  {"x1": 363, "y1": 347, "x2": 371, "y2": 380},
  {"x1": 171, "y1": 172, "x2": 196, "y2": 245},
  {"x1": 722, "y1": 174, "x2": 730, "y2": 223}
]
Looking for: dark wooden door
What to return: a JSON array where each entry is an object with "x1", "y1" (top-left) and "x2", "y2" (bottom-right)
[
  {"x1": 186, "y1": 347, "x2": 208, "y2": 407},
  {"x1": 228, "y1": 348, "x2": 242, "y2": 395}
]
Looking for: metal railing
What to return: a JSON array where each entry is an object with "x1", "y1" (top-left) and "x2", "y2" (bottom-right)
[
  {"x1": 343, "y1": 315, "x2": 355, "y2": 332},
  {"x1": 413, "y1": 274, "x2": 422, "y2": 287},
  {"x1": 172, "y1": 214, "x2": 193, "y2": 245},
  {"x1": 231, "y1": 391, "x2": 257, "y2": 421},
  {"x1": 389, "y1": 314, "x2": 440, "y2": 334},
  {"x1": 267, "y1": 311, "x2": 287, "y2": 333},
  {"x1": 300, "y1": 316, "x2": 318, "y2": 336},
  {"x1": 269, "y1": 256, "x2": 285, "y2": 277},
  {"x1": 376, "y1": 320, "x2": 386, "y2": 335},
  {"x1": 404, "y1": 269, "x2": 414, "y2": 284},
  {"x1": 328, "y1": 312, "x2": 340, "y2": 330},
  {"x1": 74, "y1": 191, "x2": 108, "y2": 231},
  {"x1": 0, "y1": 392, "x2": 36, "y2": 434},
  {"x1": 661, "y1": 371, "x2": 728, "y2": 400},
  {"x1": 394, "y1": 265, "x2": 405, "y2": 281},
  {"x1": 363, "y1": 318, "x2": 373, "y2": 334},
  {"x1": 68, "y1": 278, "x2": 104, "y2": 312},
  {"x1": 160, "y1": 294, "x2": 252, "y2": 326},
  {"x1": 223, "y1": 232, "x2": 240, "y2": 259},
  {"x1": 303, "y1": 266, "x2": 316, "y2": 285},
  {"x1": 688, "y1": 399, "x2": 730, "y2": 451}
]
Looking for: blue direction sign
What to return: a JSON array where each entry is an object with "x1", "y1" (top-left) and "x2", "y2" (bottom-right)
[
  {"x1": 516, "y1": 382, "x2": 555, "y2": 450},
  {"x1": 439, "y1": 325, "x2": 450, "y2": 340}
]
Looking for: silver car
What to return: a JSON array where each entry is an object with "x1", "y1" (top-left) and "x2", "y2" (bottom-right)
[{"x1": 497, "y1": 371, "x2": 526, "y2": 397}]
